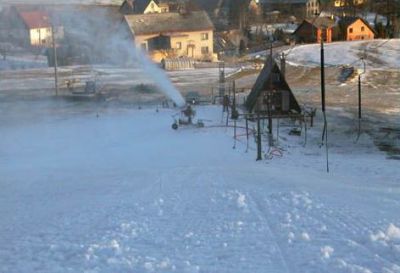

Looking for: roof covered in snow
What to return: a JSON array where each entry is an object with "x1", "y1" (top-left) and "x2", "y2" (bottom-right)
[{"x1": 125, "y1": 10, "x2": 214, "y2": 36}]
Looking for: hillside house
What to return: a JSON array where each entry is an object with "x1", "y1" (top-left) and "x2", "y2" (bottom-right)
[
  {"x1": 338, "y1": 17, "x2": 375, "y2": 41},
  {"x1": 245, "y1": 56, "x2": 301, "y2": 115},
  {"x1": 259, "y1": 0, "x2": 320, "y2": 19},
  {"x1": 293, "y1": 17, "x2": 336, "y2": 43},
  {"x1": 306, "y1": 0, "x2": 320, "y2": 17},
  {"x1": 119, "y1": 0, "x2": 176, "y2": 14},
  {"x1": 0, "y1": 6, "x2": 63, "y2": 48},
  {"x1": 125, "y1": 10, "x2": 215, "y2": 62},
  {"x1": 331, "y1": 0, "x2": 367, "y2": 17},
  {"x1": 18, "y1": 11, "x2": 54, "y2": 47},
  {"x1": 334, "y1": 0, "x2": 365, "y2": 7}
]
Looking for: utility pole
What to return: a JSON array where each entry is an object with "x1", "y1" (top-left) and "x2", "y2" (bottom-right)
[
  {"x1": 219, "y1": 62, "x2": 225, "y2": 98},
  {"x1": 267, "y1": 92, "x2": 273, "y2": 147},
  {"x1": 245, "y1": 117, "x2": 249, "y2": 153},
  {"x1": 256, "y1": 113, "x2": 262, "y2": 161},
  {"x1": 231, "y1": 80, "x2": 238, "y2": 120},
  {"x1": 268, "y1": 43, "x2": 273, "y2": 147},
  {"x1": 320, "y1": 28, "x2": 329, "y2": 173},
  {"x1": 280, "y1": 52, "x2": 286, "y2": 78},
  {"x1": 51, "y1": 23, "x2": 59, "y2": 96},
  {"x1": 356, "y1": 58, "x2": 366, "y2": 141},
  {"x1": 232, "y1": 80, "x2": 238, "y2": 149}
]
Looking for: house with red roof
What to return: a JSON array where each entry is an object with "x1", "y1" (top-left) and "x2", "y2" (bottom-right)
[
  {"x1": 0, "y1": 6, "x2": 64, "y2": 48},
  {"x1": 17, "y1": 10, "x2": 64, "y2": 47}
]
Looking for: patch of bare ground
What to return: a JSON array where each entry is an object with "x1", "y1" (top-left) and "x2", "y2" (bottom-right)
[{"x1": 282, "y1": 64, "x2": 400, "y2": 158}]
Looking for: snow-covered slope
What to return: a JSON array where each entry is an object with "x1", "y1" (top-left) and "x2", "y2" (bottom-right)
[
  {"x1": 285, "y1": 39, "x2": 400, "y2": 70},
  {"x1": 0, "y1": 104, "x2": 399, "y2": 272}
]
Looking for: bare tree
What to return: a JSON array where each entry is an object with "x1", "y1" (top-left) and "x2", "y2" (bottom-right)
[
  {"x1": 371, "y1": 0, "x2": 400, "y2": 37},
  {"x1": 228, "y1": 0, "x2": 250, "y2": 30}
]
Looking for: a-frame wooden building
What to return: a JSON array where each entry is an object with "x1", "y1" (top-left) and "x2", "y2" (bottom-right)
[{"x1": 245, "y1": 56, "x2": 301, "y2": 116}]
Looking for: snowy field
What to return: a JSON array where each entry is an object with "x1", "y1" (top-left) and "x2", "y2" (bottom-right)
[
  {"x1": 285, "y1": 39, "x2": 400, "y2": 70},
  {"x1": 1, "y1": 103, "x2": 399, "y2": 273},
  {"x1": 0, "y1": 55, "x2": 47, "y2": 71},
  {"x1": 0, "y1": 65, "x2": 236, "y2": 93}
]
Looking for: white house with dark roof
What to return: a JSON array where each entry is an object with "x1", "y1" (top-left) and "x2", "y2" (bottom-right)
[
  {"x1": 125, "y1": 10, "x2": 215, "y2": 61},
  {"x1": 120, "y1": 0, "x2": 173, "y2": 14}
]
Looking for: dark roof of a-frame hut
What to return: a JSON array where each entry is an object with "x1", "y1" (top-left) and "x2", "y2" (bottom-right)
[{"x1": 245, "y1": 56, "x2": 301, "y2": 114}]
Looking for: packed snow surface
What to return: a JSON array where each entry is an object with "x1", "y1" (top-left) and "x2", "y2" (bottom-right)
[{"x1": 0, "y1": 105, "x2": 399, "y2": 272}]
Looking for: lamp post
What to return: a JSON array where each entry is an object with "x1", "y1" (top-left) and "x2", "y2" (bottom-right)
[{"x1": 356, "y1": 58, "x2": 366, "y2": 140}]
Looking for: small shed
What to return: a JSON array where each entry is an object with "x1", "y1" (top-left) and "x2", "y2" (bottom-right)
[{"x1": 245, "y1": 56, "x2": 301, "y2": 115}]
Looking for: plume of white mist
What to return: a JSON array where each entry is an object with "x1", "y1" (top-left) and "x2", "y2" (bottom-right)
[
  {"x1": 135, "y1": 49, "x2": 185, "y2": 107},
  {"x1": 105, "y1": 14, "x2": 186, "y2": 107},
  {"x1": 32, "y1": 4, "x2": 186, "y2": 107}
]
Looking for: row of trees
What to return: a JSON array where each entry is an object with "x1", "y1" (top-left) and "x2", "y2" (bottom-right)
[
  {"x1": 320, "y1": 0, "x2": 399, "y2": 37},
  {"x1": 225, "y1": 0, "x2": 399, "y2": 38}
]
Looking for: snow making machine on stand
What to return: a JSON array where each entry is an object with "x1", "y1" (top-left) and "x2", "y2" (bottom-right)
[{"x1": 171, "y1": 104, "x2": 204, "y2": 130}]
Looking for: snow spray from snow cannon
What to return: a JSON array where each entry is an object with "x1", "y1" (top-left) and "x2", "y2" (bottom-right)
[
  {"x1": 53, "y1": 8, "x2": 185, "y2": 108},
  {"x1": 130, "y1": 28, "x2": 185, "y2": 108},
  {"x1": 136, "y1": 51, "x2": 185, "y2": 108}
]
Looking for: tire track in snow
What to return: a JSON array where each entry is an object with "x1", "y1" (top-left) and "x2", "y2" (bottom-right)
[
  {"x1": 313, "y1": 202, "x2": 400, "y2": 269},
  {"x1": 246, "y1": 193, "x2": 291, "y2": 273},
  {"x1": 257, "y1": 190, "x2": 400, "y2": 272}
]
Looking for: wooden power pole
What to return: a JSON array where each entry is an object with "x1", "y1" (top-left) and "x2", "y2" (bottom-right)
[{"x1": 51, "y1": 24, "x2": 59, "y2": 96}]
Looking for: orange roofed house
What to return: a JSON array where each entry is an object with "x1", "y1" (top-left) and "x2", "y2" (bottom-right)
[{"x1": 338, "y1": 17, "x2": 375, "y2": 41}]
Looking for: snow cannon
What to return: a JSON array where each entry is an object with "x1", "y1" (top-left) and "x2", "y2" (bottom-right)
[{"x1": 171, "y1": 104, "x2": 204, "y2": 130}]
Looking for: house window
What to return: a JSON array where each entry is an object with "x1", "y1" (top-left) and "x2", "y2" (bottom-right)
[
  {"x1": 201, "y1": 33, "x2": 209, "y2": 40},
  {"x1": 201, "y1": 46, "x2": 209, "y2": 54},
  {"x1": 349, "y1": 28, "x2": 353, "y2": 33},
  {"x1": 176, "y1": 42, "x2": 182, "y2": 49},
  {"x1": 361, "y1": 26, "x2": 365, "y2": 32}
]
